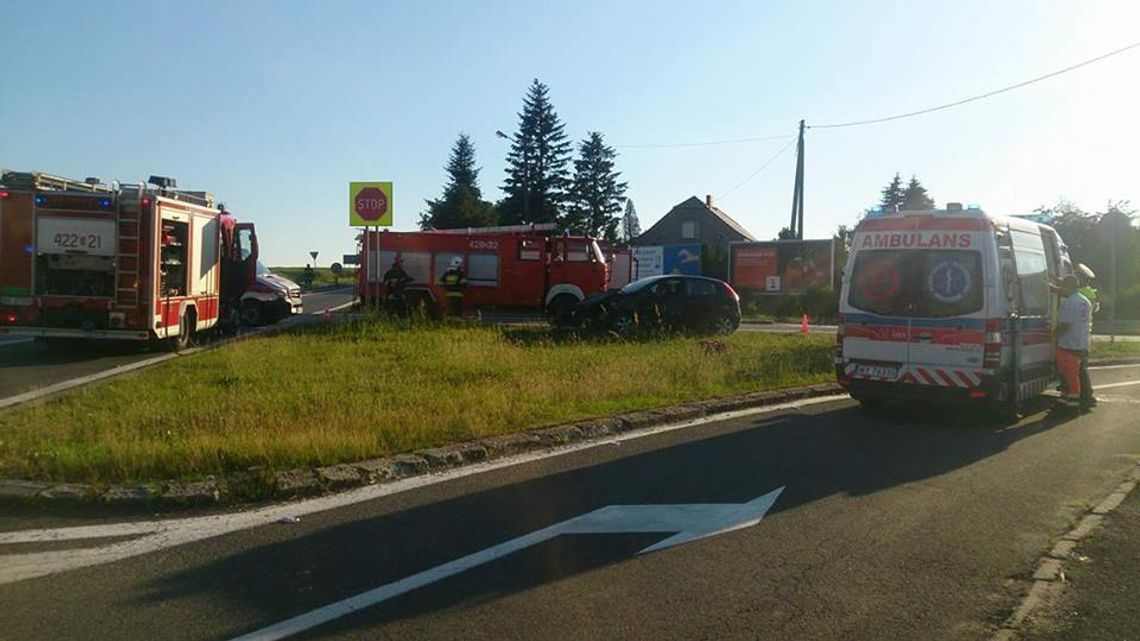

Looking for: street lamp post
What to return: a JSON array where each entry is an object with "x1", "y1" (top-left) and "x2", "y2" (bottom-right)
[{"x1": 496, "y1": 130, "x2": 529, "y2": 223}]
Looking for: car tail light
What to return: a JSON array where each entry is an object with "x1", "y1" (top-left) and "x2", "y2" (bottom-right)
[
  {"x1": 0, "y1": 191, "x2": 10, "y2": 198},
  {"x1": 4, "y1": 313, "x2": 16, "y2": 323},
  {"x1": 983, "y1": 318, "x2": 1003, "y2": 369}
]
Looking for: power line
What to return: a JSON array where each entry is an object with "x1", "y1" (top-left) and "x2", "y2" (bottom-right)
[
  {"x1": 615, "y1": 132, "x2": 792, "y2": 149},
  {"x1": 811, "y1": 38, "x2": 1140, "y2": 129},
  {"x1": 718, "y1": 136, "x2": 798, "y2": 200}
]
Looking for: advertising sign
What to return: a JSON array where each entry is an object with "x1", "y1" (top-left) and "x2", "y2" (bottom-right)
[
  {"x1": 731, "y1": 239, "x2": 834, "y2": 294},
  {"x1": 633, "y1": 246, "x2": 663, "y2": 279},
  {"x1": 349, "y1": 182, "x2": 393, "y2": 227},
  {"x1": 662, "y1": 244, "x2": 702, "y2": 276},
  {"x1": 634, "y1": 244, "x2": 702, "y2": 280}
]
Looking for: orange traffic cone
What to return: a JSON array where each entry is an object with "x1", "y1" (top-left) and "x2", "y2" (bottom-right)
[{"x1": 800, "y1": 313, "x2": 809, "y2": 334}]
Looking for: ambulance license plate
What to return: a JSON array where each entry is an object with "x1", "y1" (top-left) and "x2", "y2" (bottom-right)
[{"x1": 855, "y1": 364, "x2": 898, "y2": 379}]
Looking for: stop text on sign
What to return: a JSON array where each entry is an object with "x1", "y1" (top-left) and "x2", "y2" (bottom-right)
[{"x1": 348, "y1": 181, "x2": 394, "y2": 227}]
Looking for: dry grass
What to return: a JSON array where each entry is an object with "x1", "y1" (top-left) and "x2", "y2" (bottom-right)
[{"x1": 0, "y1": 321, "x2": 834, "y2": 483}]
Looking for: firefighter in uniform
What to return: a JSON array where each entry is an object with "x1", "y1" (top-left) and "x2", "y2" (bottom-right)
[
  {"x1": 382, "y1": 256, "x2": 412, "y2": 317},
  {"x1": 439, "y1": 256, "x2": 468, "y2": 318}
]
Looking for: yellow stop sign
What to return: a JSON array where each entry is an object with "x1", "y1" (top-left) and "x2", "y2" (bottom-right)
[{"x1": 349, "y1": 182, "x2": 393, "y2": 227}]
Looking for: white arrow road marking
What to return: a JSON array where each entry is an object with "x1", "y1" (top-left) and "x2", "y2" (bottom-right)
[{"x1": 228, "y1": 487, "x2": 784, "y2": 641}]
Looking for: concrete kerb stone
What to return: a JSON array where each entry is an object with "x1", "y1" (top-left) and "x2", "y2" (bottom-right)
[
  {"x1": 3, "y1": 382, "x2": 847, "y2": 505},
  {"x1": 993, "y1": 463, "x2": 1140, "y2": 641},
  {"x1": 0, "y1": 479, "x2": 51, "y2": 499},
  {"x1": 315, "y1": 464, "x2": 363, "y2": 488}
]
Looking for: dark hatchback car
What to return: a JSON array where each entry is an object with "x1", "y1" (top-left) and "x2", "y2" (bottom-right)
[{"x1": 571, "y1": 274, "x2": 742, "y2": 336}]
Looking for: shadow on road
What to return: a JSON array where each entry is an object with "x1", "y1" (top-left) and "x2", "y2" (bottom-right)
[{"x1": 132, "y1": 398, "x2": 1074, "y2": 639}]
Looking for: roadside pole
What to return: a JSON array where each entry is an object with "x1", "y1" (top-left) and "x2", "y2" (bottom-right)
[{"x1": 1110, "y1": 220, "x2": 1117, "y2": 343}]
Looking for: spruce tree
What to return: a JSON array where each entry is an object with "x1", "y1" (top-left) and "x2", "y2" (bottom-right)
[
  {"x1": 498, "y1": 79, "x2": 572, "y2": 225},
  {"x1": 901, "y1": 175, "x2": 935, "y2": 210},
  {"x1": 622, "y1": 199, "x2": 641, "y2": 242},
  {"x1": 566, "y1": 131, "x2": 628, "y2": 240},
  {"x1": 419, "y1": 133, "x2": 497, "y2": 229},
  {"x1": 879, "y1": 173, "x2": 905, "y2": 212}
]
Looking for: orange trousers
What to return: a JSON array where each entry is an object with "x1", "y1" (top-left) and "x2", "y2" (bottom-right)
[{"x1": 1056, "y1": 348, "x2": 1082, "y2": 404}]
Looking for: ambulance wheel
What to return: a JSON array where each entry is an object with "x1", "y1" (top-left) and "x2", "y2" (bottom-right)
[
  {"x1": 240, "y1": 302, "x2": 264, "y2": 327},
  {"x1": 852, "y1": 394, "x2": 887, "y2": 410}
]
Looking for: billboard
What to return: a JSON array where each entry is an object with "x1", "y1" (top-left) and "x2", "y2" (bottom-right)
[
  {"x1": 633, "y1": 244, "x2": 701, "y2": 279},
  {"x1": 730, "y1": 239, "x2": 835, "y2": 294}
]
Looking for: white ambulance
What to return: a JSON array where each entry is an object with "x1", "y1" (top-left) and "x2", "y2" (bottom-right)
[{"x1": 836, "y1": 203, "x2": 1077, "y2": 418}]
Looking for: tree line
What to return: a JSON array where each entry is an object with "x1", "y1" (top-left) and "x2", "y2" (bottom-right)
[{"x1": 419, "y1": 79, "x2": 636, "y2": 242}]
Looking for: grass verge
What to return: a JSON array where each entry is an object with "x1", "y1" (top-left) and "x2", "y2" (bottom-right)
[
  {"x1": 1090, "y1": 340, "x2": 1140, "y2": 360},
  {"x1": 271, "y1": 266, "x2": 356, "y2": 288},
  {"x1": 0, "y1": 321, "x2": 833, "y2": 484}
]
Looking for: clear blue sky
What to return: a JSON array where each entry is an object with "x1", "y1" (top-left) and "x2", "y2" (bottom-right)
[{"x1": 2, "y1": 0, "x2": 1137, "y2": 265}]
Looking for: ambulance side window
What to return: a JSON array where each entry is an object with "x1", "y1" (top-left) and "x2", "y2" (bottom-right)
[
  {"x1": 1041, "y1": 229, "x2": 1062, "y2": 279},
  {"x1": 1011, "y1": 230, "x2": 1049, "y2": 316}
]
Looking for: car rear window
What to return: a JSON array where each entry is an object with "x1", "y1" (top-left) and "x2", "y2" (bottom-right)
[{"x1": 848, "y1": 250, "x2": 983, "y2": 318}]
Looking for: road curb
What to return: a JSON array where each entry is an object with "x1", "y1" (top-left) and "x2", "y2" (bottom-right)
[
  {"x1": 0, "y1": 382, "x2": 845, "y2": 506},
  {"x1": 990, "y1": 462, "x2": 1140, "y2": 640}
]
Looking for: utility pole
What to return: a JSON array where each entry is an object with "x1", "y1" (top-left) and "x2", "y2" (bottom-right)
[{"x1": 788, "y1": 119, "x2": 806, "y2": 240}]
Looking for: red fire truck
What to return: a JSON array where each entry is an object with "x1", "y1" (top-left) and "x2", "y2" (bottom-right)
[
  {"x1": 357, "y1": 224, "x2": 609, "y2": 321},
  {"x1": 0, "y1": 171, "x2": 262, "y2": 350}
]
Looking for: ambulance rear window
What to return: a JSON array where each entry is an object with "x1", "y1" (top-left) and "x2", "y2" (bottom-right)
[{"x1": 848, "y1": 250, "x2": 983, "y2": 318}]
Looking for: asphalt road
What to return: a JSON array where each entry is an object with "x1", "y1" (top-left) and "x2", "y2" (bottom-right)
[
  {"x1": 2, "y1": 366, "x2": 1140, "y2": 640},
  {"x1": 0, "y1": 287, "x2": 355, "y2": 400}
]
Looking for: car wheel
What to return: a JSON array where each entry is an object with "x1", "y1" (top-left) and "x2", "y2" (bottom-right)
[
  {"x1": 712, "y1": 314, "x2": 738, "y2": 335},
  {"x1": 612, "y1": 313, "x2": 638, "y2": 338},
  {"x1": 240, "y1": 302, "x2": 264, "y2": 327}
]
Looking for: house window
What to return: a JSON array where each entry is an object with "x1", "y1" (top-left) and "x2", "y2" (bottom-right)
[{"x1": 681, "y1": 221, "x2": 699, "y2": 239}]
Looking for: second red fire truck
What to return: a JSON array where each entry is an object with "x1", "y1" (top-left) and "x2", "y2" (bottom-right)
[{"x1": 357, "y1": 224, "x2": 611, "y2": 321}]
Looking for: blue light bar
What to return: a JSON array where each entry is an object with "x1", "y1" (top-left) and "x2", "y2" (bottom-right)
[
  {"x1": 966, "y1": 204, "x2": 981, "y2": 210},
  {"x1": 34, "y1": 195, "x2": 46, "y2": 205},
  {"x1": 99, "y1": 198, "x2": 111, "y2": 208}
]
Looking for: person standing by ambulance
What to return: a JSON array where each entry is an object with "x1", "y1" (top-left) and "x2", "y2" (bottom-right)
[
  {"x1": 1076, "y1": 265, "x2": 1100, "y2": 409},
  {"x1": 439, "y1": 256, "x2": 468, "y2": 318},
  {"x1": 1051, "y1": 275, "x2": 1092, "y2": 414}
]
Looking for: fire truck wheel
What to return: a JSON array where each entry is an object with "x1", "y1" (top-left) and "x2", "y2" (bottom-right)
[
  {"x1": 240, "y1": 302, "x2": 264, "y2": 326},
  {"x1": 546, "y1": 294, "x2": 578, "y2": 327},
  {"x1": 169, "y1": 310, "x2": 194, "y2": 352}
]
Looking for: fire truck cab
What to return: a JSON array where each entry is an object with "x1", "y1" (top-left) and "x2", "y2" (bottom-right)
[
  {"x1": 0, "y1": 171, "x2": 260, "y2": 350},
  {"x1": 359, "y1": 224, "x2": 609, "y2": 321}
]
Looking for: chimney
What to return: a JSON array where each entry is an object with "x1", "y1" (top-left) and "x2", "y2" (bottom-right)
[{"x1": 705, "y1": 194, "x2": 713, "y2": 208}]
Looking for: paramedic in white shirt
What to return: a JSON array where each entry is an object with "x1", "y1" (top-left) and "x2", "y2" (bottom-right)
[{"x1": 1051, "y1": 274, "x2": 1092, "y2": 413}]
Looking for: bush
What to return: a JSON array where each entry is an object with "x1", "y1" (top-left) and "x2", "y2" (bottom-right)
[{"x1": 740, "y1": 286, "x2": 839, "y2": 322}]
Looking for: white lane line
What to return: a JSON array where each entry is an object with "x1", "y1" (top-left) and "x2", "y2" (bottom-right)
[
  {"x1": 1091, "y1": 380, "x2": 1140, "y2": 390},
  {"x1": 1089, "y1": 363, "x2": 1140, "y2": 371},
  {"x1": 0, "y1": 521, "x2": 163, "y2": 545},
  {"x1": 228, "y1": 488, "x2": 785, "y2": 641},
  {"x1": 0, "y1": 338, "x2": 34, "y2": 349},
  {"x1": 0, "y1": 394, "x2": 846, "y2": 586}
]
